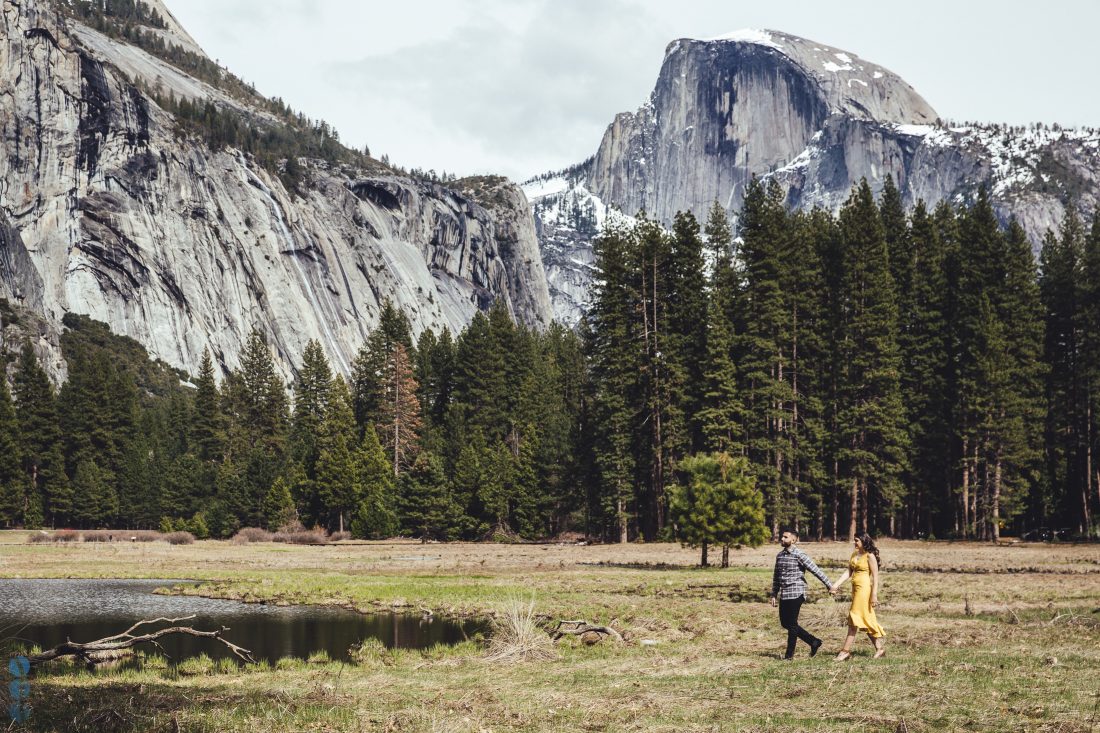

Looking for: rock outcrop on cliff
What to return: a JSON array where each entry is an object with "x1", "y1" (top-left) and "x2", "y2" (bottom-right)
[
  {"x1": 0, "y1": 0, "x2": 552, "y2": 380},
  {"x1": 526, "y1": 29, "x2": 1100, "y2": 324}
]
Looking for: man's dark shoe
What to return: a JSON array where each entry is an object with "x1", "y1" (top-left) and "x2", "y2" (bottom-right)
[{"x1": 809, "y1": 638, "x2": 823, "y2": 657}]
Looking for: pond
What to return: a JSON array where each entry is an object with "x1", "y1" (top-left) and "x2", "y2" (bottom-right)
[{"x1": 0, "y1": 579, "x2": 487, "y2": 664}]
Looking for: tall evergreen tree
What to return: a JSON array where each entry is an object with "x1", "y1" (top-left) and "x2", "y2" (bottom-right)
[
  {"x1": 586, "y1": 221, "x2": 640, "y2": 542},
  {"x1": 1040, "y1": 211, "x2": 1086, "y2": 532},
  {"x1": 903, "y1": 202, "x2": 952, "y2": 535},
  {"x1": 1080, "y1": 215, "x2": 1100, "y2": 532},
  {"x1": 835, "y1": 180, "x2": 908, "y2": 539},
  {"x1": 699, "y1": 203, "x2": 743, "y2": 455},
  {"x1": 378, "y1": 342, "x2": 422, "y2": 477},
  {"x1": 71, "y1": 459, "x2": 118, "y2": 528},
  {"x1": 736, "y1": 177, "x2": 794, "y2": 536},
  {"x1": 398, "y1": 451, "x2": 456, "y2": 540},
  {"x1": 314, "y1": 376, "x2": 361, "y2": 532},
  {"x1": 192, "y1": 350, "x2": 225, "y2": 463},
  {"x1": 0, "y1": 378, "x2": 24, "y2": 525},
  {"x1": 352, "y1": 426, "x2": 398, "y2": 539},
  {"x1": 12, "y1": 344, "x2": 71, "y2": 526},
  {"x1": 668, "y1": 211, "x2": 710, "y2": 453}
]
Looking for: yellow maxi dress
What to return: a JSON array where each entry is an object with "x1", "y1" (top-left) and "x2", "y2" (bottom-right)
[{"x1": 848, "y1": 551, "x2": 886, "y2": 638}]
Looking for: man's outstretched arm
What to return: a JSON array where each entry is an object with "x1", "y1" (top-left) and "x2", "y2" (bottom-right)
[{"x1": 796, "y1": 549, "x2": 833, "y2": 590}]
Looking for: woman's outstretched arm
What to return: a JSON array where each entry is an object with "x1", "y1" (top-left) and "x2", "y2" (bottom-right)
[{"x1": 830, "y1": 568, "x2": 851, "y2": 594}]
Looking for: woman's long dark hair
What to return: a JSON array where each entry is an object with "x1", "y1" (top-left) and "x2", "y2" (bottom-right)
[{"x1": 858, "y1": 533, "x2": 881, "y2": 567}]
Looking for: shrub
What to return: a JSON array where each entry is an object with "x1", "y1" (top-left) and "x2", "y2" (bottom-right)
[
  {"x1": 164, "y1": 531, "x2": 196, "y2": 545},
  {"x1": 54, "y1": 530, "x2": 80, "y2": 543},
  {"x1": 131, "y1": 530, "x2": 161, "y2": 542},
  {"x1": 81, "y1": 530, "x2": 116, "y2": 542},
  {"x1": 188, "y1": 512, "x2": 210, "y2": 540},
  {"x1": 26, "y1": 532, "x2": 52, "y2": 544},
  {"x1": 329, "y1": 531, "x2": 351, "y2": 542},
  {"x1": 272, "y1": 530, "x2": 327, "y2": 545},
  {"x1": 233, "y1": 527, "x2": 273, "y2": 543},
  {"x1": 159, "y1": 516, "x2": 177, "y2": 534}
]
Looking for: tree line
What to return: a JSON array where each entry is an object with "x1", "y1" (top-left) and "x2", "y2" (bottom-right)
[
  {"x1": 0, "y1": 305, "x2": 584, "y2": 540},
  {"x1": 1, "y1": 177, "x2": 1097, "y2": 542},
  {"x1": 584, "y1": 177, "x2": 1098, "y2": 542}
]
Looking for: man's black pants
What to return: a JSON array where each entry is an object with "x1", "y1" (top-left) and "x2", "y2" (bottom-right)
[{"x1": 779, "y1": 596, "x2": 819, "y2": 658}]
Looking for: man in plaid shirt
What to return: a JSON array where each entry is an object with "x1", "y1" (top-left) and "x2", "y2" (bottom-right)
[{"x1": 769, "y1": 529, "x2": 833, "y2": 659}]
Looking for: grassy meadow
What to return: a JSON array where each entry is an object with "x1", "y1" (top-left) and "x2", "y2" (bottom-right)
[{"x1": 0, "y1": 533, "x2": 1097, "y2": 732}]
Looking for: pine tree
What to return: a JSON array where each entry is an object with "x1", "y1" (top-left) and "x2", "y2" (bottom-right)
[
  {"x1": 781, "y1": 211, "x2": 829, "y2": 537},
  {"x1": 263, "y1": 475, "x2": 298, "y2": 530},
  {"x1": 397, "y1": 451, "x2": 456, "y2": 540},
  {"x1": 12, "y1": 344, "x2": 71, "y2": 526},
  {"x1": 633, "y1": 214, "x2": 679, "y2": 538},
  {"x1": 314, "y1": 376, "x2": 361, "y2": 532},
  {"x1": 668, "y1": 453, "x2": 769, "y2": 567},
  {"x1": 988, "y1": 220, "x2": 1046, "y2": 539},
  {"x1": 0, "y1": 377, "x2": 23, "y2": 526},
  {"x1": 586, "y1": 220, "x2": 640, "y2": 542},
  {"x1": 291, "y1": 340, "x2": 332, "y2": 468},
  {"x1": 668, "y1": 211, "x2": 709, "y2": 453},
  {"x1": 192, "y1": 350, "x2": 225, "y2": 463},
  {"x1": 351, "y1": 426, "x2": 398, "y2": 539},
  {"x1": 736, "y1": 177, "x2": 795, "y2": 536},
  {"x1": 903, "y1": 202, "x2": 952, "y2": 536},
  {"x1": 1040, "y1": 211, "x2": 1086, "y2": 531},
  {"x1": 378, "y1": 342, "x2": 422, "y2": 477},
  {"x1": 24, "y1": 484, "x2": 44, "y2": 529},
  {"x1": 1080, "y1": 215, "x2": 1100, "y2": 533},
  {"x1": 71, "y1": 459, "x2": 118, "y2": 528},
  {"x1": 351, "y1": 300, "x2": 414, "y2": 432},
  {"x1": 835, "y1": 180, "x2": 908, "y2": 539},
  {"x1": 238, "y1": 328, "x2": 290, "y2": 455}
]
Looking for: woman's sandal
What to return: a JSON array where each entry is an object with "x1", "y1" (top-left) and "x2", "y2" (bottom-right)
[{"x1": 835, "y1": 650, "x2": 851, "y2": 661}]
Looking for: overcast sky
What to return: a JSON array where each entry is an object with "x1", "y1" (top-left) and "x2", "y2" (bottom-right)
[{"x1": 167, "y1": 0, "x2": 1099, "y2": 182}]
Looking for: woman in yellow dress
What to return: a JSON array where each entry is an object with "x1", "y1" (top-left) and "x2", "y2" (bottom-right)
[{"x1": 829, "y1": 533, "x2": 886, "y2": 659}]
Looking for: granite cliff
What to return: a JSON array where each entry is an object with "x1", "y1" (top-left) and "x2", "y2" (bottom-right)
[
  {"x1": 527, "y1": 29, "x2": 1100, "y2": 324},
  {"x1": 0, "y1": 0, "x2": 552, "y2": 379}
]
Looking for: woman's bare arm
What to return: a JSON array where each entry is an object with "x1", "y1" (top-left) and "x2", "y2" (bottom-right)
[
  {"x1": 831, "y1": 568, "x2": 851, "y2": 592},
  {"x1": 869, "y1": 554, "x2": 880, "y2": 606}
]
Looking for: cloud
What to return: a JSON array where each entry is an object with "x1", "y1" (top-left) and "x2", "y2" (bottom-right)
[{"x1": 329, "y1": 0, "x2": 667, "y2": 179}]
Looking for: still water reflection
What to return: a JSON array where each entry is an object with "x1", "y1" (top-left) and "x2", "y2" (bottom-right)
[{"x1": 0, "y1": 579, "x2": 486, "y2": 663}]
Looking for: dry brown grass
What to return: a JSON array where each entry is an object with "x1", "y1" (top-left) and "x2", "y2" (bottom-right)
[
  {"x1": 485, "y1": 598, "x2": 557, "y2": 663},
  {"x1": 3, "y1": 535, "x2": 1098, "y2": 732}
]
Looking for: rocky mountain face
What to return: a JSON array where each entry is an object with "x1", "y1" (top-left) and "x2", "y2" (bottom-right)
[
  {"x1": 0, "y1": 0, "x2": 552, "y2": 380},
  {"x1": 526, "y1": 29, "x2": 1100, "y2": 324}
]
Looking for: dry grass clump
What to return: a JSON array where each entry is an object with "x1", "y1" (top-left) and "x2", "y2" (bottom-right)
[
  {"x1": 164, "y1": 531, "x2": 196, "y2": 545},
  {"x1": 81, "y1": 530, "x2": 137, "y2": 543},
  {"x1": 485, "y1": 599, "x2": 556, "y2": 663},
  {"x1": 27, "y1": 529, "x2": 165, "y2": 543},
  {"x1": 329, "y1": 531, "x2": 352, "y2": 542},
  {"x1": 233, "y1": 527, "x2": 274, "y2": 544},
  {"x1": 273, "y1": 529, "x2": 328, "y2": 545},
  {"x1": 25, "y1": 530, "x2": 80, "y2": 543}
]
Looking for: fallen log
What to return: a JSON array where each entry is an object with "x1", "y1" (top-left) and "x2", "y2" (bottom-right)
[
  {"x1": 27, "y1": 615, "x2": 257, "y2": 669},
  {"x1": 550, "y1": 619, "x2": 624, "y2": 644}
]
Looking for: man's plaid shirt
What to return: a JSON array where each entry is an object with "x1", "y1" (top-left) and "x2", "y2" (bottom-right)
[{"x1": 771, "y1": 546, "x2": 832, "y2": 600}]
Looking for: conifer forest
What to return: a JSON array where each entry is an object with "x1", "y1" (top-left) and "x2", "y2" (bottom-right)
[{"x1": 3, "y1": 177, "x2": 1099, "y2": 543}]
